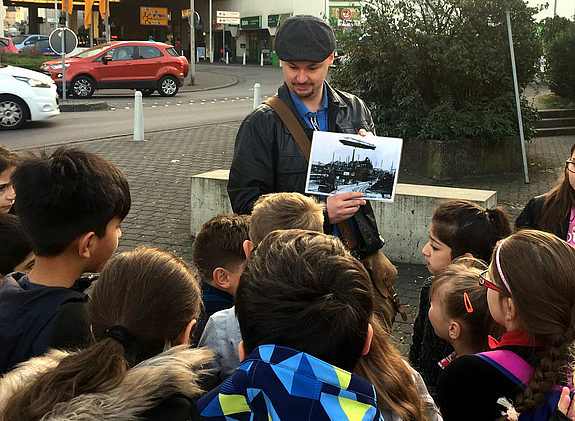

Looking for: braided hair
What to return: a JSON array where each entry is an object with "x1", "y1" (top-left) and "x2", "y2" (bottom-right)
[{"x1": 490, "y1": 230, "x2": 575, "y2": 413}]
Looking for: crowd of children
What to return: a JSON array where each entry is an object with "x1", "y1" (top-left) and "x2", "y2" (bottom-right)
[{"x1": 1, "y1": 141, "x2": 575, "y2": 421}]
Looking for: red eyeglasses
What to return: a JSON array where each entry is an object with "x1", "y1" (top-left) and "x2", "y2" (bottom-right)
[{"x1": 478, "y1": 269, "x2": 507, "y2": 294}]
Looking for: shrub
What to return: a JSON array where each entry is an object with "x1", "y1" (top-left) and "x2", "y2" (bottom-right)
[
  {"x1": 546, "y1": 26, "x2": 575, "y2": 100},
  {"x1": 18, "y1": 45, "x2": 44, "y2": 59},
  {"x1": 330, "y1": 0, "x2": 541, "y2": 142}
]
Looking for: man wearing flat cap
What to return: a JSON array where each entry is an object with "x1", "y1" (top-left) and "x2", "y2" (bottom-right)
[{"x1": 228, "y1": 16, "x2": 397, "y2": 317}]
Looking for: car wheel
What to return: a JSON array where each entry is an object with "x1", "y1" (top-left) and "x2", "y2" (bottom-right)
[
  {"x1": 0, "y1": 95, "x2": 29, "y2": 130},
  {"x1": 71, "y1": 75, "x2": 95, "y2": 98},
  {"x1": 158, "y1": 75, "x2": 179, "y2": 97},
  {"x1": 140, "y1": 88, "x2": 155, "y2": 96}
]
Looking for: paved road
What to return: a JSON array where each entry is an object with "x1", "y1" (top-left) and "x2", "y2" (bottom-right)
[{"x1": 4, "y1": 63, "x2": 285, "y2": 150}]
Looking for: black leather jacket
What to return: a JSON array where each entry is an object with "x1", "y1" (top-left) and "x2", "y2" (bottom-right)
[{"x1": 227, "y1": 82, "x2": 383, "y2": 258}]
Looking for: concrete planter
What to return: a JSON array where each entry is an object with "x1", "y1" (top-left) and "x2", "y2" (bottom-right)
[{"x1": 402, "y1": 137, "x2": 524, "y2": 181}]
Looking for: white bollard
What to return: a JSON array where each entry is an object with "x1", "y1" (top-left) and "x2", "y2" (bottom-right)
[
  {"x1": 243, "y1": 52, "x2": 246, "y2": 65},
  {"x1": 133, "y1": 91, "x2": 144, "y2": 141},
  {"x1": 197, "y1": 49, "x2": 200, "y2": 63},
  {"x1": 226, "y1": 52, "x2": 229, "y2": 64},
  {"x1": 253, "y1": 83, "x2": 261, "y2": 109},
  {"x1": 260, "y1": 53, "x2": 264, "y2": 66},
  {"x1": 279, "y1": 60, "x2": 282, "y2": 68}
]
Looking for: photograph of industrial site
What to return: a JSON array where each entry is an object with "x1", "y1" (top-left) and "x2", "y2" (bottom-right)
[{"x1": 305, "y1": 132, "x2": 403, "y2": 202}]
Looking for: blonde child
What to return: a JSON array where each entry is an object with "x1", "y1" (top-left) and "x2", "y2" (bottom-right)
[{"x1": 428, "y1": 261, "x2": 501, "y2": 364}]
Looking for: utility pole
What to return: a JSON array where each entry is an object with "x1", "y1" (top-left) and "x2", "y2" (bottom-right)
[
  {"x1": 189, "y1": 0, "x2": 195, "y2": 84},
  {"x1": 209, "y1": 0, "x2": 213, "y2": 62}
]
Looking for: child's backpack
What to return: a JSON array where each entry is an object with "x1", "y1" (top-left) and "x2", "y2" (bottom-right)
[{"x1": 477, "y1": 350, "x2": 572, "y2": 421}]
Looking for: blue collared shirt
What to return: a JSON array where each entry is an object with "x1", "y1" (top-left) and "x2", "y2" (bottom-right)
[
  {"x1": 289, "y1": 82, "x2": 361, "y2": 245},
  {"x1": 289, "y1": 82, "x2": 329, "y2": 131}
]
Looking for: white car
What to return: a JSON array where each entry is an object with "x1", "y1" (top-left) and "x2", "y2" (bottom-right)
[{"x1": 0, "y1": 65, "x2": 60, "y2": 130}]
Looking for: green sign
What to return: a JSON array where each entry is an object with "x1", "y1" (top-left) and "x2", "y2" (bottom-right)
[
  {"x1": 268, "y1": 13, "x2": 292, "y2": 27},
  {"x1": 241, "y1": 16, "x2": 262, "y2": 29}
]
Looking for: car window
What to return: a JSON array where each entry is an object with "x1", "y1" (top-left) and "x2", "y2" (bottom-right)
[
  {"x1": 0, "y1": 39, "x2": 8, "y2": 47},
  {"x1": 27, "y1": 36, "x2": 39, "y2": 45},
  {"x1": 36, "y1": 39, "x2": 51, "y2": 49},
  {"x1": 137, "y1": 46, "x2": 162, "y2": 59},
  {"x1": 166, "y1": 47, "x2": 179, "y2": 57},
  {"x1": 112, "y1": 46, "x2": 134, "y2": 60},
  {"x1": 74, "y1": 44, "x2": 110, "y2": 58},
  {"x1": 11, "y1": 35, "x2": 26, "y2": 44}
]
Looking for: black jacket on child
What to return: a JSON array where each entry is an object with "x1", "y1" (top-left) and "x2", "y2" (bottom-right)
[
  {"x1": 515, "y1": 194, "x2": 569, "y2": 240},
  {"x1": 0, "y1": 272, "x2": 91, "y2": 374}
]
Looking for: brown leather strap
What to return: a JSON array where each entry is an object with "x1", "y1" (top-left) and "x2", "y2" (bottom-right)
[
  {"x1": 264, "y1": 97, "x2": 311, "y2": 161},
  {"x1": 263, "y1": 96, "x2": 358, "y2": 250}
]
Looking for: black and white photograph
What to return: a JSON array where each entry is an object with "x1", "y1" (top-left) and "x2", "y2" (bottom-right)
[{"x1": 305, "y1": 132, "x2": 403, "y2": 202}]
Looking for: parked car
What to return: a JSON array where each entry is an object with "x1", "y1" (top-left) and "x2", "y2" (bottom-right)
[
  {"x1": 0, "y1": 37, "x2": 18, "y2": 53},
  {"x1": 35, "y1": 39, "x2": 59, "y2": 58},
  {"x1": 12, "y1": 34, "x2": 49, "y2": 51},
  {"x1": 0, "y1": 64, "x2": 60, "y2": 130},
  {"x1": 40, "y1": 41, "x2": 189, "y2": 98}
]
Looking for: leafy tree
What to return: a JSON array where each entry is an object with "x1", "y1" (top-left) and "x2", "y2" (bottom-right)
[
  {"x1": 546, "y1": 25, "x2": 575, "y2": 100},
  {"x1": 330, "y1": 0, "x2": 541, "y2": 142}
]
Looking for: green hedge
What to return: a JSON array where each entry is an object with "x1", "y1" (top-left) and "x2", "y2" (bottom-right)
[{"x1": 0, "y1": 52, "x2": 48, "y2": 72}]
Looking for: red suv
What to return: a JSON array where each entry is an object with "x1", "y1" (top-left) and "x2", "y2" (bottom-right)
[{"x1": 40, "y1": 41, "x2": 189, "y2": 98}]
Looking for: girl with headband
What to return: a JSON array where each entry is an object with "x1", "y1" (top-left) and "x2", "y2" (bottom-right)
[
  {"x1": 435, "y1": 230, "x2": 575, "y2": 421},
  {"x1": 0, "y1": 246, "x2": 212, "y2": 421}
]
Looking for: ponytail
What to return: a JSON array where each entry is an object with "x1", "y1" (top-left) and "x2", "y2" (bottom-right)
[
  {"x1": 432, "y1": 200, "x2": 511, "y2": 262},
  {"x1": 355, "y1": 317, "x2": 432, "y2": 421},
  {"x1": 2, "y1": 338, "x2": 129, "y2": 421}
]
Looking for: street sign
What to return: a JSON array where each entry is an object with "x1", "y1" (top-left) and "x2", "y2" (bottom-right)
[
  {"x1": 216, "y1": 11, "x2": 240, "y2": 18},
  {"x1": 183, "y1": 10, "x2": 201, "y2": 27},
  {"x1": 49, "y1": 28, "x2": 77, "y2": 55},
  {"x1": 216, "y1": 17, "x2": 240, "y2": 25},
  {"x1": 140, "y1": 7, "x2": 168, "y2": 26}
]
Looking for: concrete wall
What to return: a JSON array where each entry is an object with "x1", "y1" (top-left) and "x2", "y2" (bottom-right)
[{"x1": 191, "y1": 170, "x2": 498, "y2": 264}]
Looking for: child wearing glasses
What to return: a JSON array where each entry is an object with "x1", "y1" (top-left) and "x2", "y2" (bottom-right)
[
  {"x1": 428, "y1": 260, "x2": 502, "y2": 367},
  {"x1": 410, "y1": 200, "x2": 511, "y2": 391},
  {"x1": 435, "y1": 230, "x2": 575, "y2": 421},
  {"x1": 516, "y1": 142, "x2": 575, "y2": 245}
]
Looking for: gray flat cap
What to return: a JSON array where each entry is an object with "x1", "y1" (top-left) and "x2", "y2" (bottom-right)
[{"x1": 275, "y1": 15, "x2": 336, "y2": 62}]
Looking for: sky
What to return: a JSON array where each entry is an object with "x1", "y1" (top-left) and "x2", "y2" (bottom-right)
[{"x1": 528, "y1": 0, "x2": 575, "y2": 20}]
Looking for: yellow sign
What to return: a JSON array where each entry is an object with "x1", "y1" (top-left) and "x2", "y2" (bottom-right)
[{"x1": 140, "y1": 7, "x2": 168, "y2": 26}]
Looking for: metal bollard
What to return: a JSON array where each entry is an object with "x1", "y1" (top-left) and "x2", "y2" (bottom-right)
[
  {"x1": 260, "y1": 53, "x2": 264, "y2": 66},
  {"x1": 226, "y1": 52, "x2": 229, "y2": 65},
  {"x1": 133, "y1": 91, "x2": 144, "y2": 141},
  {"x1": 253, "y1": 83, "x2": 261, "y2": 109},
  {"x1": 243, "y1": 52, "x2": 246, "y2": 65}
]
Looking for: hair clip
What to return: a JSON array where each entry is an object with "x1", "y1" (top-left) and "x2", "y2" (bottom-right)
[{"x1": 463, "y1": 292, "x2": 474, "y2": 313}]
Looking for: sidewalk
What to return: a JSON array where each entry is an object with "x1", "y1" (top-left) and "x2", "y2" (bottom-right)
[{"x1": 53, "y1": 124, "x2": 573, "y2": 354}]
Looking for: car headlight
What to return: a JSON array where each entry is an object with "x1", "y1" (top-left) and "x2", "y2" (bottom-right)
[
  {"x1": 12, "y1": 75, "x2": 52, "y2": 88},
  {"x1": 49, "y1": 63, "x2": 70, "y2": 70}
]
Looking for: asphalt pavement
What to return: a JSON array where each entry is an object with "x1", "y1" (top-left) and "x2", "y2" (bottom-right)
[{"x1": 22, "y1": 63, "x2": 575, "y2": 356}]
